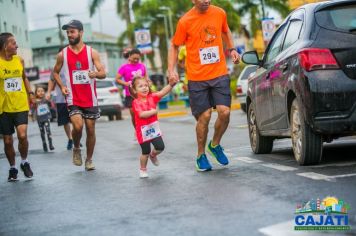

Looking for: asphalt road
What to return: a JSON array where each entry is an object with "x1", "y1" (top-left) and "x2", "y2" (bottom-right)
[{"x1": 1, "y1": 110, "x2": 355, "y2": 236}]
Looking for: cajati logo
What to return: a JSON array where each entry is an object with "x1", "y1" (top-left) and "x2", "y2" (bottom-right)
[{"x1": 294, "y1": 197, "x2": 351, "y2": 231}]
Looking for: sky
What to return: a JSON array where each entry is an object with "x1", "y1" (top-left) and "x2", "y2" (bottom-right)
[{"x1": 26, "y1": 0, "x2": 126, "y2": 37}]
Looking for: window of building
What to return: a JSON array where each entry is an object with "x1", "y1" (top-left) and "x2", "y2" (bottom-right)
[
  {"x1": 3, "y1": 22, "x2": 7, "y2": 31},
  {"x1": 46, "y1": 37, "x2": 52, "y2": 44}
]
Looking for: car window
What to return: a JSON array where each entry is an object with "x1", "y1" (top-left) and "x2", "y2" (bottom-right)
[
  {"x1": 316, "y1": 4, "x2": 356, "y2": 33},
  {"x1": 96, "y1": 81, "x2": 114, "y2": 88},
  {"x1": 264, "y1": 25, "x2": 287, "y2": 64},
  {"x1": 240, "y1": 66, "x2": 258, "y2": 80},
  {"x1": 283, "y1": 20, "x2": 303, "y2": 50}
]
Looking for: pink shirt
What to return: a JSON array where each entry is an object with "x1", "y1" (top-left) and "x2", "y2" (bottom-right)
[
  {"x1": 132, "y1": 93, "x2": 161, "y2": 144},
  {"x1": 118, "y1": 63, "x2": 147, "y2": 97}
]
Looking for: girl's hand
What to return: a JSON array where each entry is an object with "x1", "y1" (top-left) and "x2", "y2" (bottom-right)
[{"x1": 125, "y1": 81, "x2": 132, "y2": 87}]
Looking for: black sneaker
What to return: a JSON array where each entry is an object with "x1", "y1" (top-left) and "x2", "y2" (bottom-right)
[
  {"x1": 49, "y1": 142, "x2": 55, "y2": 151},
  {"x1": 8, "y1": 168, "x2": 18, "y2": 182},
  {"x1": 20, "y1": 162, "x2": 33, "y2": 178},
  {"x1": 67, "y1": 139, "x2": 73, "y2": 150}
]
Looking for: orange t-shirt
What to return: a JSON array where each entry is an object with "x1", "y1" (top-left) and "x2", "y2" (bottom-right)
[{"x1": 172, "y1": 5, "x2": 229, "y2": 81}]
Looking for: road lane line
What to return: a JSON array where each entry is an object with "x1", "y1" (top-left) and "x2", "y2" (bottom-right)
[
  {"x1": 297, "y1": 172, "x2": 334, "y2": 182},
  {"x1": 235, "y1": 156, "x2": 263, "y2": 164},
  {"x1": 330, "y1": 173, "x2": 356, "y2": 178},
  {"x1": 261, "y1": 163, "x2": 298, "y2": 171},
  {"x1": 309, "y1": 162, "x2": 356, "y2": 168}
]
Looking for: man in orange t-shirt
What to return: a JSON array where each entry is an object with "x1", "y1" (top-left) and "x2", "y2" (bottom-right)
[{"x1": 168, "y1": 0, "x2": 240, "y2": 171}]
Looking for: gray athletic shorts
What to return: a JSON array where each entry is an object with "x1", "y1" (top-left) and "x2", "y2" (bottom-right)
[{"x1": 188, "y1": 75, "x2": 231, "y2": 118}]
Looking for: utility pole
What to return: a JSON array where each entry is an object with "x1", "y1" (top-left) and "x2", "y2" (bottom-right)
[
  {"x1": 55, "y1": 13, "x2": 69, "y2": 46},
  {"x1": 261, "y1": 0, "x2": 266, "y2": 18}
]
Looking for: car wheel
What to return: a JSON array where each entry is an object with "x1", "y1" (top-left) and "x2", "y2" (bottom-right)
[
  {"x1": 290, "y1": 99, "x2": 323, "y2": 165},
  {"x1": 241, "y1": 103, "x2": 247, "y2": 113},
  {"x1": 247, "y1": 104, "x2": 273, "y2": 154},
  {"x1": 115, "y1": 110, "x2": 122, "y2": 120}
]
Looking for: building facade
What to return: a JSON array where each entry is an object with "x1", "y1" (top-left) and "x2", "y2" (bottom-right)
[
  {"x1": 30, "y1": 23, "x2": 125, "y2": 79},
  {"x1": 0, "y1": 0, "x2": 33, "y2": 66}
]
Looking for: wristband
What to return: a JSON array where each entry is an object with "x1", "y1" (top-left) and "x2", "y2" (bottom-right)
[{"x1": 229, "y1": 48, "x2": 237, "y2": 53}]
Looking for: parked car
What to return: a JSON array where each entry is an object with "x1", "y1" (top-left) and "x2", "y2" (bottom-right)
[
  {"x1": 236, "y1": 65, "x2": 258, "y2": 112},
  {"x1": 242, "y1": 0, "x2": 356, "y2": 165},
  {"x1": 96, "y1": 78, "x2": 123, "y2": 121}
]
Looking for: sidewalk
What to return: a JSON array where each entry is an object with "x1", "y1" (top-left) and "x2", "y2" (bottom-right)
[{"x1": 122, "y1": 97, "x2": 241, "y2": 119}]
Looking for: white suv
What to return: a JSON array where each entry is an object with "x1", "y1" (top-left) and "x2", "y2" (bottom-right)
[{"x1": 96, "y1": 78, "x2": 123, "y2": 121}]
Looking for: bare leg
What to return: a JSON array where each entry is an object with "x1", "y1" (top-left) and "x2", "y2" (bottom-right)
[
  {"x1": 16, "y1": 124, "x2": 29, "y2": 160},
  {"x1": 3, "y1": 135, "x2": 15, "y2": 166},
  {"x1": 196, "y1": 109, "x2": 212, "y2": 157},
  {"x1": 70, "y1": 115, "x2": 83, "y2": 149},
  {"x1": 140, "y1": 154, "x2": 149, "y2": 169},
  {"x1": 212, "y1": 105, "x2": 230, "y2": 146},
  {"x1": 84, "y1": 119, "x2": 96, "y2": 161},
  {"x1": 63, "y1": 123, "x2": 72, "y2": 140}
]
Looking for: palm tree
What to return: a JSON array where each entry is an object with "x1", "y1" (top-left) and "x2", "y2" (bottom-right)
[
  {"x1": 235, "y1": 0, "x2": 290, "y2": 37},
  {"x1": 89, "y1": 0, "x2": 136, "y2": 46}
]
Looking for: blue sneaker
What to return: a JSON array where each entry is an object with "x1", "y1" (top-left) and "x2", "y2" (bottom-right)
[
  {"x1": 207, "y1": 141, "x2": 229, "y2": 165},
  {"x1": 196, "y1": 154, "x2": 212, "y2": 171}
]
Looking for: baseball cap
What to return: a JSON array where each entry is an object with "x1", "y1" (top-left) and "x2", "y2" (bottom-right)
[{"x1": 62, "y1": 20, "x2": 83, "y2": 31}]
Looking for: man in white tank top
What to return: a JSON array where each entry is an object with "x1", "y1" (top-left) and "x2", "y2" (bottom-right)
[{"x1": 52, "y1": 20, "x2": 106, "y2": 171}]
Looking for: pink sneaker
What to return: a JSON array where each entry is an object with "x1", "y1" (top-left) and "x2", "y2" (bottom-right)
[{"x1": 149, "y1": 151, "x2": 160, "y2": 166}]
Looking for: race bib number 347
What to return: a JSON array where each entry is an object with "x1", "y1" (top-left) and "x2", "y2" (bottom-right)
[
  {"x1": 72, "y1": 70, "x2": 90, "y2": 84},
  {"x1": 199, "y1": 46, "x2": 220, "y2": 65},
  {"x1": 4, "y1": 77, "x2": 22, "y2": 92}
]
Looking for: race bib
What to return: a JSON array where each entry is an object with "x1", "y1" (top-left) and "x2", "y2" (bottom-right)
[
  {"x1": 141, "y1": 121, "x2": 161, "y2": 142},
  {"x1": 4, "y1": 77, "x2": 22, "y2": 92},
  {"x1": 72, "y1": 70, "x2": 90, "y2": 84},
  {"x1": 199, "y1": 46, "x2": 220, "y2": 65},
  {"x1": 37, "y1": 104, "x2": 50, "y2": 116}
]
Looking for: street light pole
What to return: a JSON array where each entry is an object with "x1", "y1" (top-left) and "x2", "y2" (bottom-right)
[
  {"x1": 55, "y1": 13, "x2": 69, "y2": 46},
  {"x1": 157, "y1": 14, "x2": 169, "y2": 49},
  {"x1": 159, "y1": 6, "x2": 174, "y2": 38}
]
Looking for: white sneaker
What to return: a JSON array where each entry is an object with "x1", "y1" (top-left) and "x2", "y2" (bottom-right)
[
  {"x1": 139, "y1": 169, "x2": 148, "y2": 178},
  {"x1": 149, "y1": 154, "x2": 160, "y2": 166}
]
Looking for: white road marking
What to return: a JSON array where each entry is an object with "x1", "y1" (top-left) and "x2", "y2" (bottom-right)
[
  {"x1": 330, "y1": 173, "x2": 356, "y2": 178},
  {"x1": 235, "y1": 156, "x2": 263, "y2": 164},
  {"x1": 297, "y1": 172, "x2": 335, "y2": 182},
  {"x1": 261, "y1": 163, "x2": 298, "y2": 171}
]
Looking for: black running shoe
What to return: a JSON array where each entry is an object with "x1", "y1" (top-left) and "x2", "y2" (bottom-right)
[
  {"x1": 20, "y1": 162, "x2": 33, "y2": 178},
  {"x1": 49, "y1": 143, "x2": 55, "y2": 151},
  {"x1": 8, "y1": 168, "x2": 18, "y2": 182}
]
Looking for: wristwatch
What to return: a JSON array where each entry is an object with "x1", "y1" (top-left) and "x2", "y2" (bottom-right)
[{"x1": 229, "y1": 48, "x2": 237, "y2": 53}]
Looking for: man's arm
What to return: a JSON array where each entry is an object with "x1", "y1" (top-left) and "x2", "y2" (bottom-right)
[
  {"x1": 46, "y1": 78, "x2": 55, "y2": 100},
  {"x1": 167, "y1": 42, "x2": 180, "y2": 84},
  {"x1": 53, "y1": 52, "x2": 68, "y2": 95},
  {"x1": 20, "y1": 58, "x2": 35, "y2": 103},
  {"x1": 222, "y1": 27, "x2": 241, "y2": 64},
  {"x1": 89, "y1": 49, "x2": 106, "y2": 79}
]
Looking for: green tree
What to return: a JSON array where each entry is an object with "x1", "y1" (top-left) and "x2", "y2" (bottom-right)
[
  {"x1": 89, "y1": 0, "x2": 136, "y2": 46},
  {"x1": 235, "y1": 0, "x2": 290, "y2": 37},
  {"x1": 133, "y1": 0, "x2": 240, "y2": 73}
]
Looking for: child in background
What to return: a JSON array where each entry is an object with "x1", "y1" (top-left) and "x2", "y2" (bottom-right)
[
  {"x1": 131, "y1": 76, "x2": 176, "y2": 178},
  {"x1": 34, "y1": 86, "x2": 54, "y2": 152}
]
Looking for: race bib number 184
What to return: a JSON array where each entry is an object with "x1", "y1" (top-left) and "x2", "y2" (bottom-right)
[
  {"x1": 4, "y1": 77, "x2": 22, "y2": 92},
  {"x1": 72, "y1": 70, "x2": 90, "y2": 84},
  {"x1": 199, "y1": 46, "x2": 220, "y2": 65}
]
